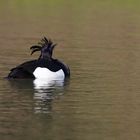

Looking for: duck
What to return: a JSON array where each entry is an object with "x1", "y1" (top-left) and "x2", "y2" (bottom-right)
[{"x1": 7, "y1": 37, "x2": 70, "y2": 80}]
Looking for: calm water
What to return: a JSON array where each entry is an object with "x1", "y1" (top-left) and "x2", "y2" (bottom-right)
[{"x1": 0, "y1": 1, "x2": 140, "y2": 140}]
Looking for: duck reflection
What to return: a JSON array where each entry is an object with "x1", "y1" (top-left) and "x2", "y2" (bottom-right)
[
  {"x1": 33, "y1": 78, "x2": 65, "y2": 114},
  {"x1": 7, "y1": 78, "x2": 69, "y2": 114}
]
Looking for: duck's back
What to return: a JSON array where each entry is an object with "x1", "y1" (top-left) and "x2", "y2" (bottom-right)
[{"x1": 8, "y1": 59, "x2": 70, "y2": 79}]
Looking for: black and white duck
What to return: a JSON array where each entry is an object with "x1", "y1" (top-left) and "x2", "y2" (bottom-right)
[{"x1": 7, "y1": 37, "x2": 70, "y2": 80}]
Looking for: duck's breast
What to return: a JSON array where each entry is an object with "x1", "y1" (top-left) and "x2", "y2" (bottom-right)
[{"x1": 33, "y1": 67, "x2": 65, "y2": 80}]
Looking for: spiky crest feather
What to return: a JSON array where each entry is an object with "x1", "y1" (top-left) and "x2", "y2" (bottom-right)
[{"x1": 30, "y1": 37, "x2": 57, "y2": 56}]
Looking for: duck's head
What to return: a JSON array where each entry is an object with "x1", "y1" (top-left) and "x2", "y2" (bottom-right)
[{"x1": 30, "y1": 37, "x2": 57, "y2": 60}]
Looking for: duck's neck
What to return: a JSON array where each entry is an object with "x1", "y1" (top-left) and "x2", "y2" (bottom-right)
[{"x1": 38, "y1": 55, "x2": 52, "y2": 61}]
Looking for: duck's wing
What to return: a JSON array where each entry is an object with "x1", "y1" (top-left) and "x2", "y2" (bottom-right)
[
  {"x1": 54, "y1": 59, "x2": 70, "y2": 77},
  {"x1": 8, "y1": 60, "x2": 38, "y2": 79}
]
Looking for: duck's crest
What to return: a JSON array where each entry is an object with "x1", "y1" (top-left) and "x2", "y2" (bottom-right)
[{"x1": 30, "y1": 37, "x2": 57, "y2": 55}]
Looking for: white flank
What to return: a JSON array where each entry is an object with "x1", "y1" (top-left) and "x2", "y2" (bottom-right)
[{"x1": 33, "y1": 67, "x2": 65, "y2": 80}]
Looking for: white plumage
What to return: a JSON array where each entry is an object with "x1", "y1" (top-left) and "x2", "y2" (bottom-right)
[{"x1": 33, "y1": 67, "x2": 65, "y2": 80}]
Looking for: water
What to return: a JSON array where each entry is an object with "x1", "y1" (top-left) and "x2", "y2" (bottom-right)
[{"x1": 0, "y1": 1, "x2": 140, "y2": 140}]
